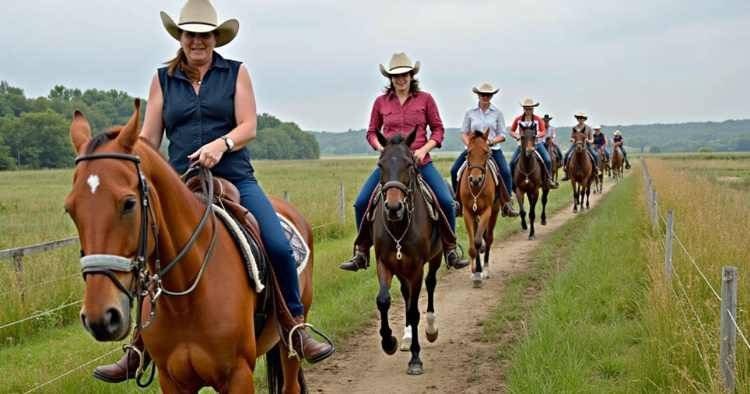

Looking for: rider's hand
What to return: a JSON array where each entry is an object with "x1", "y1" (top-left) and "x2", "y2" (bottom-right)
[
  {"x1": 413, "y1": 147, "x2": 428, "y2": 163},
  {"x1": 187, "y1": 139, "x2": 226, "y2": 169}
]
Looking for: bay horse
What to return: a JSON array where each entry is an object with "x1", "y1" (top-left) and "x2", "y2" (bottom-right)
[
  {"x1": 67, "y1": 100, "x2": 311, "y2": 393},
  {"x1": 567, "y1": 131, "x2": 594, "y2": 212},
  {"x1": 459, "y1": 129, "x2": 501, "y2": 288},
  {"x1": 611, "y1": 145, "x2": 624, "y2": 181},
  {"x1": 513, "y1": 123, "x2": 549, "y2": 240},
  {"x1": 594, "y1": 147, "x2": 607, "y2": 194},
  {"x1": 545, "y1": 138, "x2": 561, "y2": 184},
  {"x1": 371, "y1": 130, "x2": 442, "y2": 375}
]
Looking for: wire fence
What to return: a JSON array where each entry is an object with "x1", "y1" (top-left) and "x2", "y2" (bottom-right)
[{"x1": 642, "y1": 159, "x2": 748, "y2": 391}]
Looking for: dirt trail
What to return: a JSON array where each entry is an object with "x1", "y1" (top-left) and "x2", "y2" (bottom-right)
[{"x1": 307, "y1": 182, "x2": 616, "y2": 393}]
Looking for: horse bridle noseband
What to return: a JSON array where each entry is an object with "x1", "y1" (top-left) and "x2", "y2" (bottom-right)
[
  {"x1": 380, "y1": 158, "x2": 418, "y2": 260},
  {"x1": 465, "y1": 147, "x2": 489, "y2": 213},
  {"x1": 74, "y1": 152, "x2": 217, "y2": 331}
]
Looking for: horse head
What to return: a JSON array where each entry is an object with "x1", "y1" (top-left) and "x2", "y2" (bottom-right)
[
  {"x1": 466, "y1": 128, "x2": 490, "y2": 188},
  {"x1": 65, "y1": 99, "x2": 151, "y2": 342},
  {"x1": 572, "y1": 130, "x2": 587, "y2": 153},
  {"x1": 519, "y1": 121, "x2": 537, "y2": 158},
  {"x1": 376, "y1": 128, "x2": 417, "y2": 221}
]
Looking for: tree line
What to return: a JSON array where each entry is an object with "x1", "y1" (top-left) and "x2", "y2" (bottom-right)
[{"x1": 0, "y1": 81, "x2": 319, "y2": 170}]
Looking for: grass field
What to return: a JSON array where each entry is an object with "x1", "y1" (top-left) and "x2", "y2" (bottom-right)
[{"x1": 0, "y1": 156, "x2": 577, "y2": 393}]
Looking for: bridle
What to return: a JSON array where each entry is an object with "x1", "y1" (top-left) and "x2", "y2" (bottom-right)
[
  {"x1": 465, "y1": 144, "x2": 489, "y2": 213},
  {"x1": 74, "y1": 152, "x2": 217, "y2": 332},
  {"x1": 380, "y1": 153, "x2": 418, "y2": 261}
]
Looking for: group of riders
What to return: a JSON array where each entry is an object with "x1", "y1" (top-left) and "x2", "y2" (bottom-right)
[{"x1": 90, "y1": 0, "x2": 630, "y2": 385}]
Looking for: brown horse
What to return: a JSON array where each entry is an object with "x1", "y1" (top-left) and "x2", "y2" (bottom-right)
[
  {"x1": 371, "y1": 130, "x2": 442, "y2": 375},
  {"x1": 611, "y1": 145, "x2": 624, "y2": 181},
  {"x1": 567, "y1": 131, "x2": 594, "y2": 212},
  {"x1": 545, "y1": 138, "x2": 561, "y2": 184},
  {"x1": 513, "y1": 123, "x2": 549, "y2": 240},
  {"x1": 594, "y1": 147, "x2": 608, "y2": 194},
  {"x1": 459, "y1": 129, "x2": 501, "y2": 288},
  {"x1": 67, "y1": 100, "x2": 311, "y2": 393}
]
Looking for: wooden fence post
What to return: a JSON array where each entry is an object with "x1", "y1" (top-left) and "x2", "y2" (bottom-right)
[
  {"x1": 283, "y1": 191, "x2": 290, "y2": 202},
  {"x1": 338, "y1": 181, "x2": 345, "y2": 224},
  {"x1": 720, "y1": 266, "x2": 738, "y2": 393},
  {"x1": 13, "y1": 253, "x2": 25, "y2": 300},
  {"x1": 650, "y1": 190, "x2": 658, "y2": 229},
  {"x1": 664, "y1": 210, "x2": 673, "y2": 281}
]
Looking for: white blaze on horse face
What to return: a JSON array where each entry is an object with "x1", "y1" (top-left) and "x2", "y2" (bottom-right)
[{"x1": 87, "y1": 174, "x2": 101, "y2": 194}]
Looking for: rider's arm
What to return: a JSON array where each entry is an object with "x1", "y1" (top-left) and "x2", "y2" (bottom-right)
[
  {"x1": 227, "y1": 65, "x2": 258, "y2": 149},
  {"x1": 424, "y1": 94, "x2": 444, "y2": 150},
  {"x1": 140, "y1": 74, "x2": 164, "y2": 148},
  {"x1": 492, "y1": 112, "x2": 507, "y2": 145},
  {"x1": 510, "y1": 116, "x2": 520, "y2": 139},
  {"x1": 366, "y1": 97, "x2": 385, "y2": 152},
  {"x1": 461, "y1": 110, "x2": 471, "y2": 146}
]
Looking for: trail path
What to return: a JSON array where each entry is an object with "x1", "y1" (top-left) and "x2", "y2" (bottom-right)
[{"x1": 307, "y1": 181, "x2": 616, "y2": 393}]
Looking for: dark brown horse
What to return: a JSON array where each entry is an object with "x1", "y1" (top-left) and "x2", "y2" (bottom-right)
[
  {"x1": 67, "y1": 100, "x2": 312, "y2": 393},
  {"x1": 611, "y1": 145, "x2": 624, "y2": 181},
  {"x1": 594, "y1": 147, "x2": 608, "y2": 194},
  {"x1": 459, "y1": 129, "x2": 501, "y2": 288},
  {"x1": 513, "y1": 123, "x2": 549, "y2": 240},
  {"x1": 371, "y1": 130, "x2": 442, "y2": 375},
  {"x1": 567, "y1": 131, "x2": 594, "y2": 212},
  {"x1": 545, "y1": 138, "x2": 561, "y2": 184}
]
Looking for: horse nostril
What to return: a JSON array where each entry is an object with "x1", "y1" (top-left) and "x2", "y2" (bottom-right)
[
  {"x1": 80, "y1": 313, "x2": 88, "y2": 329},
  {"x1": 105, "y1": 308, "x2": 122, "y2": 333}
]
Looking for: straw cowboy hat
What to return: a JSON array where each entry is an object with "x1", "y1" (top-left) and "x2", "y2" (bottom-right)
[
  {"x1": 574, "y1": 112, "x2": 588, "y2": 119},
  {"x1": 472, "y1": 82, "x2": 499, "y2": 95},
  {"x1": 380, "y1": 53, "x2": 421, "y2": 77},
  {"x1": 160, "y1": 0, "x2": 239, "y2": 47},
  {"x1": 520, "y1": 98, "x2": 540, "y2": 107}
]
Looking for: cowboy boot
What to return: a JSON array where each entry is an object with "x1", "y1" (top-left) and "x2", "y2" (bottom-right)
[
  {"x1": 625, "y1": 157, "x2": 631, "y2": 169},
  {"x1": 271, "y1": 273, "x2": 335, "y2": 363},
  {"x1": 502, "y1": 202, "x2": 519, "y2": 217},
  {"x1": 454, "y1": 199, "x2": 463, "y2": 217},
  {"x1": 339, "y1": 245, "x2": 369, "y2": 271},
  {"x1": 438, "y1": 216, "x2": 469, "y2": 269},
  {"x1": 93, "y1": 336, "x2": 151, "y2": 383}
]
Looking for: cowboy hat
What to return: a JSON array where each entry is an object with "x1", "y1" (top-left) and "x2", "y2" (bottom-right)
[
  {"x1": 380, "y1": 52, "x2": 420, "y2": 77},
  {"x1": 614, "y1": 129, "x2": 622, "y2": 135},
  {"x1": 161, "y1": 0, "x2": 239, "y2": 47},
  {"x1": 574, "y1": 112, "x2": 588, "y2": 119},
  {"x1": 543, "y1": 114, "x2": 553, "y2": 120},
  {"x1": 520, "y1": 98, "x2": 539, "y2": 107},
  {"x1": 593, "y1": 124, "x2": 602, "y2": 130},
  {"x1": 472, "y1": 82, "x2": 499, "y2": 95}
]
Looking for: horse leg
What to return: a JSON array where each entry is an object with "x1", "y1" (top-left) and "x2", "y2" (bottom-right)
[
  {"x1": 376, "y1": 262, "x2": 398, "y2": 355},
  {"x1": 399, "y1": 277, "x2": 411, "y2": 352},
  {"x1": 516, "y1": 191, "x2": 527, "y2": 230},
  {"x1": 473, "y1": 209, "x2": 491, "y2": 287},
  {"x1": 528, "y1": 191, "x2": 537, "y2": 240},
  {"x1": 158, "y1": 371, "x2": 196, "y2": 394},
  {"x1": 425, "y1": 256, "x2": 440, "y2": 342},
  {"x1": 406, "y1": 279, "x2": 424, "y2": 375},
  {"x1": 572, "y1": 181, "x2": 578, "y2": 213},
  {"x1": 586, "y1": 183, "x2": 592, "y2": 209},
  {"x1": 225, "y1": 359, "x2": 255, "y2": 394},
  {"x1": 540, "y1": 187, "x2": 549, "y2": 226},
  {"x1": 464, "y1": 210, "x2": 478, "y2": 275},
  {"x1": 483, "y1": 207, "x2": 499, "y2": 277}
]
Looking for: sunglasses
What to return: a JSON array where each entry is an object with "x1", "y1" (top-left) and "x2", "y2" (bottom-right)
[
  {"x1": 478, "y1": 93, "x2": 493, "y2": 98},
  {"x1": 183, "y1": 31, "x2": 214, "y2": 40}
]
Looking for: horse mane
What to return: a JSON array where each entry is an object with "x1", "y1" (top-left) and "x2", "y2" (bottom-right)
[
  {"x1": 387, "y1": 134, "x2": 406, "y2": 145},
  {"x1": 84, "y1": 129, "x2": 120, "y2": 154}
]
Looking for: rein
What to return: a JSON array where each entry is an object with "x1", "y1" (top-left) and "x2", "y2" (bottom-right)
[
  {"x1": 380, "y1": 162, "x2": 418, "y2": 261},
  {"x1": 74, "y1": 153, "x2": 217, "y2": 330},
  {"x1": 465, "y1": 153, "x2": 488, "y2": 213}
]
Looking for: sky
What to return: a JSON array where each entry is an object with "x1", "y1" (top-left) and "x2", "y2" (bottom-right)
[{"x1": 2, "y1": 0, "x2": 749, "y2": 131}]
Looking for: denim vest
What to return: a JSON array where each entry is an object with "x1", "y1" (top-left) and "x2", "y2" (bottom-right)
[{"x1": 158, "y1": 53, "x2": 254, "y2": 182}]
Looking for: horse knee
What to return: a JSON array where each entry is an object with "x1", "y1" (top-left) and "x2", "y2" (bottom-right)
[{"x1": 376, "y1": 291, "x2": 391, "y2": 310}]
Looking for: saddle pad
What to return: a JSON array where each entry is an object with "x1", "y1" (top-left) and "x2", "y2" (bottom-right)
[
  {"x1": 456, "y1": 160, "x2": 500, "y2": 186},
  {"x1": 212, "y1": 205, "x2": 309, "y2": 293}
]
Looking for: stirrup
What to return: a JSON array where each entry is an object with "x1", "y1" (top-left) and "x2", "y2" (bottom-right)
[{"x1": 287, "y1": 322, "x2": 336, "y2": 360}]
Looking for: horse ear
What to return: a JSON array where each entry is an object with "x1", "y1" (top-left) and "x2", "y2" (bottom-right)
[
  {"x1": 404, "y1": 127, "x2": 417, "y2": 146},
  {"x1": 483, "y1": 127, "x2": 490, "y2": 140},
  {"x1": 376, "y1": 131, "x2": 388, "y2": 148},
  {"x1": 70, "y1": 110, "x2": 92, "y2": 154},
  {"x1": 115, "y1": 99, "x2": 141, "y2": 151}
]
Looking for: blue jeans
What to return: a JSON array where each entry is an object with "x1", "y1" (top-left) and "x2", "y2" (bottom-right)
[
  {"x1": 235, "y1": 178, "x2": 304, "y2": 317},
  {"x1": 354, "y1": 162, "x2": 456, "y2": 231},
  {"x1": 450, "y1": 149, "x2": 513, "y2": 195},
  {"x1": 510, "y1": 143, "x2": 552, "y2": 175},
  {"x1": 564, "y1": 145, "x2": 599, "y2": 167}
]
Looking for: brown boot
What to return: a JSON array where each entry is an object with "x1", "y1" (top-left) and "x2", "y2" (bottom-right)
[
  {"x1": 93, "y1": 341, "x2": 150, "y2": 383},
  {"x1": 502, "y1": 202, "x2": 519, "y2": 217},
  {"x1": 339, "y1": 249, "x2": 369, "y2": 271}
]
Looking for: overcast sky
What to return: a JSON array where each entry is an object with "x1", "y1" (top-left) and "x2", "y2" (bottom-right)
[{"x1": 2, "y1": 0, "x2": 749, "y2": 131}]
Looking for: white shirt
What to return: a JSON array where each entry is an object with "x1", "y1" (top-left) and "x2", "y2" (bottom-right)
[{"x1": 462, "y1": 104, "x2": 506, "y2": 150}]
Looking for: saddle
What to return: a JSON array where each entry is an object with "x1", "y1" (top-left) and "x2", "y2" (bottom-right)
[
  {"x1": 185, "y1": 176, "x2": 311, "y2": 335},
  {"x1": 455, "y1": 159, "x2": 509, "y2": 202}
]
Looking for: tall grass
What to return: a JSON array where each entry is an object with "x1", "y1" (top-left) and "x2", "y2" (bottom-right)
[{"x1": 640, "y1": 158, "x2": 750, "y2": 392}]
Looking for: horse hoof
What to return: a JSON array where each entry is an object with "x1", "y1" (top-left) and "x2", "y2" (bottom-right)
[
  {"x1": 382, "y1": 336, "x2": 398, "y2": 355},
  {"x1": 407, "y1": 361, "x2": 424, "y2": 376},
  {"x1": 472, "y1": 272, "x2": 483, "y2": 288},
  {"x1": 541, "y1": 218, "x2": 547, "y2": 226},
  {"x1": 400, "y1": 326, "x2": 412, "y2": 352},
  {"x1": 482, "y1": 270, "x2": 490, "y2": 279},
  {"x1": 528, "y1": 234, "x2": 535, "y2": 240},
  {"x1": 425, "y1": 313, "x2": 438, "y2": 342},
  {"x1": 426, "y1": 329, "x2": 439, "y2": 343}
]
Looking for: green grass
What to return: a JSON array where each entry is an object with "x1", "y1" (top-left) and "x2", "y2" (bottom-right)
[
  {"x1": 0, "y1": 156, "x2": 578, "y2": 392},
  {"x1": 481, "y1": 174, "x2": 652, "y2": 393}
]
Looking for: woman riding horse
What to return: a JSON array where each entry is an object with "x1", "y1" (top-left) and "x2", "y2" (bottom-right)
[
  {"x1": 613, "y1": 130, "x2": 631, "y2": 169},
  {"x1": 509, "y1": 98, "x2": 558, "y2": 190},
  {"x1": 339, "y1": 53, "x2": 468, "y2": 271},
  {"x1": 562, "y1": 112, "x2": 598, "y2": 181},
  {"x1": 542, "y1": 114, "x2": 564, "y2": 168},
  {"x1": 450, "y1": 82, "x2": 517, "y2": 217},
  {"x1": 94, "y1": 0, "x2": 332, "y2": 382}
]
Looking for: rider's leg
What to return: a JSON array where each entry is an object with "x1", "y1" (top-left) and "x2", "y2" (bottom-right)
[
  {"x1": 491, "y1": 149, "x2": 518, "y2": 216},
  {"x1": 237, "y1": 178, "x2": 334, "y2": 363},
  {"x1": 93, "y1": 332, "x2": 150, "y2": 383},
  {"x1": 420, "y1": 162, "x2": 469, "y2": 269},
  {"x1": 622, "y1": 147, "x2": 631, "y2": 168},
  {"x1": 535, "y1": 143, "x2": 558, "y2": 188},
  {"x1": 341, "y1": 167, "x2": 381, "y2": 271},
  {"x1": 450, "y1": 150, "x2": 467, "y2": 198},
  {"x1": 509, "y1": 146, "x2": 521, "y2": 177},
  {"x1": 561, "y1": 145, "x2": 574, "y2": 180}
]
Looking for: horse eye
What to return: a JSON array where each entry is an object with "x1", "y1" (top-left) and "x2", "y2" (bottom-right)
[{"x1": 122, "y1": 197, "x2": 137, "y2": 214}]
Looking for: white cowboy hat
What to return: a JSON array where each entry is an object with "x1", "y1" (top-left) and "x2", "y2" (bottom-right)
[
  {"x1": 574, "y1": 112, "x2": 588, "y2": 119},
  {"x1": 520, "y1": 98, "x2": 540, "y2": 107},
  {"x1": 472, "y1": 82, "x2": 499, "y2": 95},
  {"x1": 614, "y1": 129, "x2": 622, "y2": 135},
  {"x1": 160, "y1": 0, "x2": 239, "y2": 47},
  {"x1": 593, "y1": 124, "x2": 602, "y2": 130},
  {"x1": 380, "y1": 52, "x2": 421, "y2": 77}
]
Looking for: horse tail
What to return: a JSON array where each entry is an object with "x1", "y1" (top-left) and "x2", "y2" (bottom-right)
[
  {"x1": 298, "y1": 368, "x2": 308, "y2": 394},
  {"x1": 266, "y1": 344, "x2": 284, "y2": 394}
]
